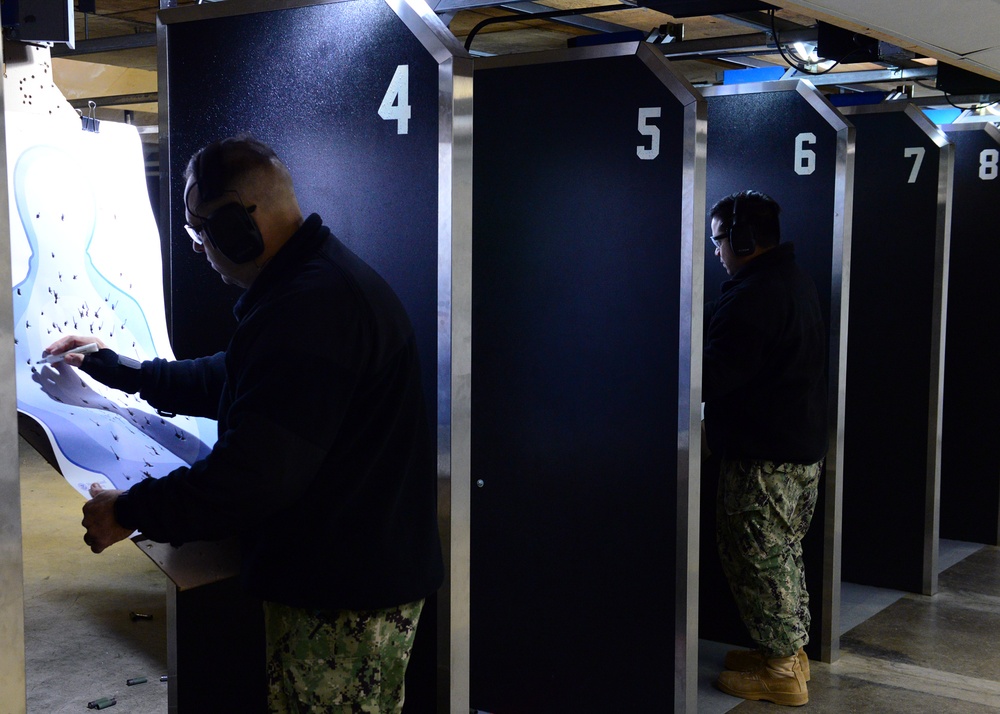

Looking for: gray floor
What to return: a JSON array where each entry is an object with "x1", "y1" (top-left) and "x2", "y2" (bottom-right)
[
  {"x1": 18, "y1": 436, "x2": 1000, "y2": 712},
  {"x1": 700, "y1": 540, "x2": 1000, "y2": 713},
  {"x1": 21, "y1": 436, "x2": 168, "y2": 713}
]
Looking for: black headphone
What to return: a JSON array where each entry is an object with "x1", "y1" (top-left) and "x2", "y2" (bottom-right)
[
  {"x1": 189, "y1": 141, "x2": 265, "y2": 264},
  {"x1": 728, "y1": 193, "x2": 757, "y2": 257}
]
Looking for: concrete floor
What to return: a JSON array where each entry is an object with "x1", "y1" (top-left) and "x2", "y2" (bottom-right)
[
  {"x1": 18, "y1": 435, "x2": 1000, "y2": 712},
  {"x1": 21, "y1": 436, "x2": 168, "y2": 713},
  {"x1": 699, "y1": 545, "x2": 1000, "y2": 713}
]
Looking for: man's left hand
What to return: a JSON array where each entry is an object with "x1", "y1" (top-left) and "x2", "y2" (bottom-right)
[{"x1": 82, "y1": 484, "x2": 133, "y2": 553}]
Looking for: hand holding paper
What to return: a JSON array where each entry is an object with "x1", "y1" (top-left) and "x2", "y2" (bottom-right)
[{"x1": 81, "y1": 483, "x2": 132, "y2": 554}]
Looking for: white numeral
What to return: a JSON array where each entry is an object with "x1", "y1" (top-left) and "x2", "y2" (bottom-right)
[
  {"x1": 980, "y1": 148, "x2": 999, "y2": 180},
  {"x1": 378, "y1": 64, "x2": 411, "y2": 135},
  {"x1": 904, "y1": 147, "x2": 925, "y2": 184},
  {"x1": 637, "y1": 107, "x2": 661, "y2": 160},
  {"x1": 794, "y1": 132, "x2": 817, "y2": 176}
]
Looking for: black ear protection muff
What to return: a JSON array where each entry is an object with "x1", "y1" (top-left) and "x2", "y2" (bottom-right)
[
  {"x1": 728, "y1": 193, "x2": 757, "y2": 257},
  {"x1": 200, "y1": 202, "x2": 265, "y2": 264},
  {"x1": 191, "y1": 142, "x2": 265, "y2": 264}
]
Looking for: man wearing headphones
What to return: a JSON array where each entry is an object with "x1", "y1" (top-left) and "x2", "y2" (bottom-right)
[
  {"x1": 703, "y1": 190, "x2": 827, "y2": 706},
  {"x1": 45, "y1": 136, "x2": 443, "y2": 712}
]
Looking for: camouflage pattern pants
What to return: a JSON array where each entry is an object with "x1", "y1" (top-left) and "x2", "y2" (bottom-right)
[
  {"x1": 716, "y1": 458, "x2": 821, "y2": 658},
  {"x1": 264, "y1": 598, "x2": 424, "y2": 713}
]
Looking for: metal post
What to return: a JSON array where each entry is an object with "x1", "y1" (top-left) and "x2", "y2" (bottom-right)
[{"x1": 0, "y1": 30, "x2": 28, "y2": 714}]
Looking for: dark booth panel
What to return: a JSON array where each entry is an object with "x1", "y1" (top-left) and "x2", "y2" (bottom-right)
[
  {"x1": 940, "y1": 123, "x2": 1000, "y2": 546},
  {"x1": 840, "y1": 105, "x2": 951, "y2": 595},
  {"x1": 471, "y1": 44, "x2": 703, "y2": 712},
  {"x1": 160, "y1": 1, "x2": 467, "y2": 711},
  {"x1": 700, "y1": 81, "x2": 851, "y2": 662},
  {"x1": 161, "y1": 0, "x2": 445, "y2": 429}
]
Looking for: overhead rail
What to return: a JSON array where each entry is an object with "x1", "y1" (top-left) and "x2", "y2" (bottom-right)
[{"x1": 50, "y1": 31, "x2": 156, "y2": 57}]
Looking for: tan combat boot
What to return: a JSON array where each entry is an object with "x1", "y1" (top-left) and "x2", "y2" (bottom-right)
[
  {"x1": 716, "y1": 653, "x2": 808, "y2": 706},
  {"x1": 724, "y1": 646, "x2": 810, "y2": 681}
]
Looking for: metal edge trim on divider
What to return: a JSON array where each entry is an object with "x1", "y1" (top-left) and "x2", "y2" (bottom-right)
[
  {"x1": 677, "y1": 86, "x2": 708, "y2": 714},
  {"x1": 826, "y1": 104, "x2": 852, "y2": 667},
  {"x1": 629, "y1": 41, "x2": 709, "y2": 711},
  {"x1": 0, "y1": 30, "x2": 29, "y2": 714},
  {"x1": 153, "y1": 17, "x2": 178, "y2": 708},
  {"x1": 924, "y1": 107, "x2": 953, "y2": 597},
  {"x1": 155, "y1": 17, "x2": 173, "y2": 345},
  {"x1": 632, "y1": 40, "x2": 708, "y2": 711},
  {"x1": 388, "y1": 0, "x2": 471, "y2": 62},
  {"x1": 375, "y1": 0, "x2": 474, "y2": 704},
  {"x1": 436, "y1": 51, "x2": 474, "y2": 714},
  {"x1": 940, "y1": 121, "x2": 1000, "y2": 141},
  {"x1": 636, "y1": 43, "x2": 708, "y2": 712},
  {"x1": 700, "y1": 78, "x2": 802, "y2": 98},
  {"x1": 384, "y1": 2, "x2": 474, "y2": 706},
  {"x1": 635, "y1": 42, "x2": 701, "y2": 109},
  {"x1": 474, "y1": 39, "x2": 642, "y2": 70}
]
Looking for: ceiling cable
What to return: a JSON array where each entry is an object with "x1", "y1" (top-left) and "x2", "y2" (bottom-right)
[{"x1": 769, "y1": 9, "x2": 862, "y2": 76}]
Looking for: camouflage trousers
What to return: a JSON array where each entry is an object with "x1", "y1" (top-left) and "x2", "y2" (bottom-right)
[
  {"x1": 716, "y1": 458, "x2": 821, "y2": 658},
  {"x1": 263, "y1": 598, "x2": 424, "y2": 714}
]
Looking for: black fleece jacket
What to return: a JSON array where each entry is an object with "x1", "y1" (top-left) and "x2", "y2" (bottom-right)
[
  {"x1": 115, "y1": 214, "x2": 443, "y2": 610},
  {"x1": 703, "y1": 242, "x2": 828, "y2": 464}
]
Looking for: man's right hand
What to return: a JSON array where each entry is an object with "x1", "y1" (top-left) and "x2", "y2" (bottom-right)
[
  {"x1": 43, "y1": 336, "x2": 108, "y2": 367},
  {"x1": 44, "y1": 336, "x2": 142, "y2": 394}
]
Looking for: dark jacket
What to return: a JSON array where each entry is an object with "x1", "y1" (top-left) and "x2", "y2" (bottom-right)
[
  {"x1": 703, "y1": 242, "x2": 828, "y2": 464},
  {"x1": 115, "y1": 214, "x2": 443, "y2": 610}
]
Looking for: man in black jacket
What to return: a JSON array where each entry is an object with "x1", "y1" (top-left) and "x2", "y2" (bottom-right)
[
  {"x1": 46, "y1": 136, "x2": 442, "y2": 712},
  {"x1": 703, "y1": 190, "x2": 826, "y2": 707}
]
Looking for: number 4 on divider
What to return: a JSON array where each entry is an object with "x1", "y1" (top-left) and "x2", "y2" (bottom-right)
[{"x1": 379, "y1": 64, "x2": 411, "y2": 135}]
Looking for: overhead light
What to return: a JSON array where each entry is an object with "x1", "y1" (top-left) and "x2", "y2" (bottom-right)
[{"x1": 789, "y1": 40, "x2": 835, "y2": 71}]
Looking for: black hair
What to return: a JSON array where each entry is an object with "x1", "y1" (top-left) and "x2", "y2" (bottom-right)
[
  {"x1": 709, "y1": 190, "x2": 782, "y2": 249},
  {"x1": 184, "y1": 135, "x2": 281, "y2": 204}
]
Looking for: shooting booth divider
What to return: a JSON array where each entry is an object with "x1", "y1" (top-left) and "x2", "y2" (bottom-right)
[
  {"x1": 939, "y1": 122, "x2": 1000, "y2": 547},
  {"x1": 158, "y1": 0, "x2": 472, "y2": 711},
  {"x1": 0, "y1": 33, "x2": 27, "y2": 712},
  {"x1": 470, "y1": 42, "x2": 705, "y2": 712},
  {"x1": 839, "y1": 103, "x2": 952, "y2": 596},
  {"x1": 700, "y1": 80, "x2": 852, "y2": 663}
]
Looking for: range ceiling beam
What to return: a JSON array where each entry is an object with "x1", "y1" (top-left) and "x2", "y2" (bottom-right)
[
  {"x1": 51, "y1": 32, "x2": 156, "y2": 57},
  {"x1": 67, "y1": 92, "x2": 157, "y2": 108},
  {"x1": 783, "y1": 65, "x2": 935, "y2": 85},
  {"x1": 498, "y1": 1, "x2": 638, "y2": 33},
  {"x1": 657, "y1": 27, "x2": 816, "y2": 57},
  {"x1": 904, "y1": 91, "x2": 1000, "y2": 106},
  {"x1": 432, "y1": 0, "x2": 530, "y2": 12},
  {"x1": 720, "y1": 10, "x2": 803, "y2": 33}
]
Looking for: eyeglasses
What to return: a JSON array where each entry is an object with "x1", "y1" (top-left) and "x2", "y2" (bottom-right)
[
  {"x1": 184, "y1": 223, "x2": 206, "y2": 246},
  {"x1": 710, "y1": 234, "x2": 728, "y2": 249}
]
